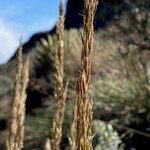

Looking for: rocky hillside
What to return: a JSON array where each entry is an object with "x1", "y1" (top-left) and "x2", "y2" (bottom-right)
[{"x1": 10, "y1": 0, "x2": 150, "y2": 60}]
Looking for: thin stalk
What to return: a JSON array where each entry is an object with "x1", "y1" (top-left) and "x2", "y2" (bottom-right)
[
  {"x1": 7, "y1": 43, "x2": 30, "y2": 150},
  {"x1": 16, "y1": 55, "x2": 30, "y2": 149},
  {"x1": 76, "y1": 0, "x2": 98, "y2": 149},
  {"x1": 7, "y1": 43, "x2": 23, "y2": 150},
  {"x1": 51, "y1": 0, "x2": 68, "y2": 149}
]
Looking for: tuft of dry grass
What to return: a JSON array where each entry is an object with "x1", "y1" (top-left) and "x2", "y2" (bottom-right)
[
  {"x1": 7, "y1": 42, "x2": 23, "y2": 150},
  {"x1": 51, "y1": 0, "x2": 68, "y2": 149},
  {"x1": 16, "y1": 55, "x2": 30, "y2": 149},
  {"x1": 54, "y1": 0, "x2": 64, "y2": 100},
  {"x1": 51, "y1": 83, "x2": 68, "y2": 150},
  {"x1": 76, "y1": 0, "x2": 98, "y2": 149},
  {"x1": 7, "y1": 42, "x2": 30, "y2": 150}
]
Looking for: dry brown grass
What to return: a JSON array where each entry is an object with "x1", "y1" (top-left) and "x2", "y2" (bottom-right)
[
  {"x1": 54, "y1": 0, "x2": 64, "y2": 102},
  {"x1": 7, "y1": 43, "x2": 23, "y2": 150},
  {"x1": 76, "y1": 0, "x2": 98, "y2": 149},
  {"x1": 7, "y1": 42, "x2": 30, "y2": 150},
  {"x1": 51, "y1": 0, "x2": 68, "y2": 149},
  {"x1": 16, "y1": 55, "x2": 30, "y2": 149}
]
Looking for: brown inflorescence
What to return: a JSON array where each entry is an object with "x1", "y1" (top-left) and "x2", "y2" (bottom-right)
[{"x1": 76, "y1": 0, "x2": 98, "y2": 149}]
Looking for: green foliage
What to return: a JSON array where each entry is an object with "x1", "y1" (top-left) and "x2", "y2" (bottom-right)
[
  {"x1": 0, "y1": 76, "x2": 13, "y2": 98},
  {"x1": 93, "y1": 120, "x2": 122, "y2": 150},
  {"x1": 32, "y1": 35, "x2": 56, "y2": 81},
  {"x1": 0, "y1": 23, "x2": 149, "y2": 150}
]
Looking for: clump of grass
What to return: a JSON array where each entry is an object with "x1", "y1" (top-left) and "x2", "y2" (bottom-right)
[
  {"x1": 93, "y1": 120, "x2": 122, "y2": 150},
  {"x1": 7, "y1": 42, "x2": 30, "y2": 150},
  {"x1": 54, "y1": 0, "x2": 65, "y2": 102},
  {"x1": 76, "y1": 0, "x2": 98, "y2": 149},
  {"x1": 51, "y1": 0, "x2": 68, "y2": 149}
]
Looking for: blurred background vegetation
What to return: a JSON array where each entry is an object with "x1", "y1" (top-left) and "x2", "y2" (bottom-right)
[{"x1": 0, "y1": 0, "x2": 149, "y2": 149}]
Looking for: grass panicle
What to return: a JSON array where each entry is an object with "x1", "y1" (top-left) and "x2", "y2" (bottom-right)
[
  {"x1": 51, "y1": 82, "x2": 68, "y2": 150},
  {"x1": 7, "y1": 42, "x2": 23, "y2": 150},
  {"x1": 51, "y1": 0, "x2": 68, "y2": 149},
  {"x1": 54, "y1": 0, "x2": 64, "y2": 101},
  {"x1": 76, "y1": 0, "x2": 98, "y2": 149},
  {"x1": 16, "y1": 55, "x2": 30, "y2": 149},
  {"x1": 7, "y1": 42, "x2": 30, "y2": 150}
]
